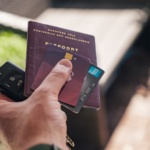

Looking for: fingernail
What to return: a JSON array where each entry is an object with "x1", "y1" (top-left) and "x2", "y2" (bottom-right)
[{"x1": 59, "y1": 59, "x2": 72, "y2": 68}]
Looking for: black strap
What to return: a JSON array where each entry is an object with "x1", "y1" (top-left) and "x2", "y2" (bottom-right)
[{"x1": 28, "y1": 144, "x2": 62, "y2": 150}]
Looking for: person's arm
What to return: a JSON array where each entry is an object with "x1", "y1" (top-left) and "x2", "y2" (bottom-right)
[{"x1": 0, "y1": 59, "x2": 72, "y2": 150}]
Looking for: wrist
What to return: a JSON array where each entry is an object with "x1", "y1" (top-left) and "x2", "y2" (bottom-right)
[{"x1": 14, "y1": 134, "x2": 67, "y2": 150}]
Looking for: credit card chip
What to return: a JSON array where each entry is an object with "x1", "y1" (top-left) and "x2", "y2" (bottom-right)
[{"x1": 65, "y1": 52, "x2": 73, "y2": 60}]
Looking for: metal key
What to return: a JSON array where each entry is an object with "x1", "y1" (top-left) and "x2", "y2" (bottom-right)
[{"x1": 66, "y1": 134, "x2": 75, "y2": 150}]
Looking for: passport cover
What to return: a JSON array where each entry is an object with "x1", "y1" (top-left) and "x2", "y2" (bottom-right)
[
  {"x1": 25, "y1": 21, "x2": 100, "y2": 109},
  {"x1": 31, "y1": 46, "x2": 91, "y2": 106}
]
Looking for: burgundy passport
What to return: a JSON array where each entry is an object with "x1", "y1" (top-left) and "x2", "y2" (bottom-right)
[{"x1": 25, "y1": 21, "x2": 100, "y2": 109}]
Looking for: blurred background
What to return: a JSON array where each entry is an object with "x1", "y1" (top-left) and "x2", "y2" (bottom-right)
[{"x1": 0, "y1": 0, "x2": 150, "y2": 150}]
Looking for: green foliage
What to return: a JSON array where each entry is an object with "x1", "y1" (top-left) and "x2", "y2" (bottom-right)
[{"x1": 0, "y1": 31, "x2": 26, "y2": 69}]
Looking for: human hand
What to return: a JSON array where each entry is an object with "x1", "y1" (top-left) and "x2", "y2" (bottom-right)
[{"x1": 0, "y1": 59, "x2": 72, "y2": 150}]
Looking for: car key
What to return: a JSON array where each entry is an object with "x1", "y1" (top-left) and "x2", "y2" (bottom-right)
[{"x1": 0, "y1": 61, "x2": 27, "y2": 101}]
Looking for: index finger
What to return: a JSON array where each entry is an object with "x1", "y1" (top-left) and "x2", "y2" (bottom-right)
[{"x1": 0, "y1": 93, "x2": 13, "y2": 102}]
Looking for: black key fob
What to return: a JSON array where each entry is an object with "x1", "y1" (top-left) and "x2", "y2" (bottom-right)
[{"x1": 0, "y1": 62, "x2": 27, "y2": 101}]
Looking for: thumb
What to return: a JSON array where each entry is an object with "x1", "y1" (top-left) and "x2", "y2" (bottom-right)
[{"x1": 36, "y1": 59, "x2": 72, "y2": 98}]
